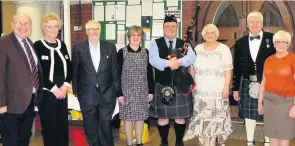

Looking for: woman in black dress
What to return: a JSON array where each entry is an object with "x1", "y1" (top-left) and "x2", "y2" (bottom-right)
[{"x1": 34, "y1": 12, "x2": 72, "y2": 146}]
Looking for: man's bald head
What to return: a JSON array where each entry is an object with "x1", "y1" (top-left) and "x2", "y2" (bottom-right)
[{"x1": 11, "y1": 12, "x2": 32, "y2": 39}]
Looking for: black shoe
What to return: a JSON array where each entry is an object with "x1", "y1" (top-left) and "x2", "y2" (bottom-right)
[
  {"x1": 136, "y1": 143, "x2": 143, "y2": 146},
  {"x1": 175, "y1": 142, "x2": 184, "y2": 146},
  {"x1": 160, "y1": 143, "x2": 168, "y2": 146},
  {"x1": 263, "y1": 141, "x2": 270, "y2": 146},
  {"x1": 246, "y1": 141, "x2": 255, "y2": 146}
]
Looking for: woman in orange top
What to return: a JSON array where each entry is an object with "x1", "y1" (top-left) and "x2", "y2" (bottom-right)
[{"x1": 258, "y1": 30, "x2": 295, "y2": 146}]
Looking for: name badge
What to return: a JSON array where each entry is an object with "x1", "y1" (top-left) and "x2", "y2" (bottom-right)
[
  {"x1": 249, "y1": 75, "x2": 257, "y2": 82},
  {"x1": 41, "y1": 55, "x2": 49, "y2": 60}
]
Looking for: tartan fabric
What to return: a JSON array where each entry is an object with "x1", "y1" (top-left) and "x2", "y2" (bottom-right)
[
  {"x1": 149, "y1": 83, "x2": 193, "y2": 119},
  {"x1": 239, "y1": 79, "x2": 263, "y2": 121}
]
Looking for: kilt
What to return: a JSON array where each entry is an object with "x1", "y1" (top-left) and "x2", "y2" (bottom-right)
[
  {"x1": 149, "y1": 83, "x2": 194, "y2": 119},
  {"x1": 239, "y1": 79, "x2": 263, "y2": 121}
]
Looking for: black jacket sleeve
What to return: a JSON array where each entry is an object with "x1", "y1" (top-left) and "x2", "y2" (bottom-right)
[
  {"x1": 232, "y1": 40, "x2": 242, "y2": 91},
  {"x1": 117, "y1": 49, "x2": 123, "y2": 96}
]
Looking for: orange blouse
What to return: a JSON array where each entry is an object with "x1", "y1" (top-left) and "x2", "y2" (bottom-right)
[{"x1": 264, "y1": 53, "x2": 295, "y2": 97}]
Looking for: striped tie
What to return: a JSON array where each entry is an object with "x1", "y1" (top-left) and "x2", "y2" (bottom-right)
[{"x1": 22, "y1": 39, "x2": 39, "y2": 89}]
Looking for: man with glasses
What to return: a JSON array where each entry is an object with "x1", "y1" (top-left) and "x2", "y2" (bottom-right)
[
  {"x1": 72, "y1": 20, "x2": 120, "y2": 146},
  {"x1": 232, "y1": 11, "x2": 276, "y2": 146},
  {"x1": 0, "y1": 12, "x2": 43, "y2": 146}
]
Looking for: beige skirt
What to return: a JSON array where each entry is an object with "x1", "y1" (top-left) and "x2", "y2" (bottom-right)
[{"x1": 264, "y1": 92, "x2": 295, "y2": 139}]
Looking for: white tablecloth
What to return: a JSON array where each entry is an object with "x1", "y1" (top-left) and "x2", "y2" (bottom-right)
[{"x1": 35, "y1": 94, "x2": 119, "y2": 119}]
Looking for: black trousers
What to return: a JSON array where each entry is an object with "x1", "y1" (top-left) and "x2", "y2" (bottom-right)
[
  {"x1": 0, "y1": 95, "x2": 35, "y2": 146},
  {"x1": 39, "y1": 90, "x2": 69, "y2": 146},
  {"x1": 81, "y1": 87, "x2": 114, "y2": 146}
]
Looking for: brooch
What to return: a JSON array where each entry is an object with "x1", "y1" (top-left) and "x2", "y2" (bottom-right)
[{"x1": 266, "y1": 39, "x2": 270, "y2": 48}]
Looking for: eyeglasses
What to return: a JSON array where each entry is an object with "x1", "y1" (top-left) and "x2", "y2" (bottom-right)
[
  {"x1": 87, "y1": 28, "x2": 101, "y2": 31},
  {"x1": 15, "y1": 22, "x2": 30, "y2": 27},
  {"x1": 275, "y1": 41, "x2": 289, "y2": 44},
  {"x1": 45, "y1": 25, "x2": 60, "y2": 30}
]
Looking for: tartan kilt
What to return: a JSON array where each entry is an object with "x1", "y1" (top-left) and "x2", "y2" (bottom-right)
[
  {"x1": 149, "y1": 83, "x2": 194, "y2": 119},
  {"x1": 239, "y1": 79, "x2": 263, "y2": 121}
]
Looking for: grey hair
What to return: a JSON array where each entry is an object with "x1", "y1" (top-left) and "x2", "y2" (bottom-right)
[
  {"x1": 13, "y1": 12, "x2": 32, "y2": 24},
  {"x1": 85, "y1": 20, "x2": 101, "y2": 30}
]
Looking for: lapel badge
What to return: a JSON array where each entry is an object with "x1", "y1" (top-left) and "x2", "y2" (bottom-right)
[
  {"x1": 266, "y1": 39, "x2": 270, "y2": 48},
  {"x1": 106, "y1": 55, "x2": 109, "y2": 58}
]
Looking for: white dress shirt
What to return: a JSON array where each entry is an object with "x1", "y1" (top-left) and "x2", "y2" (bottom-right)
[
  {"x1": 15, "y1": 35, "x2": 38, "y2": 93},
  {"x1": 89, "y1": 40, "x2": 100, "y2": 72},
  {"x1": 248, "y1": 31, "x2": 263, "y2": 62}
]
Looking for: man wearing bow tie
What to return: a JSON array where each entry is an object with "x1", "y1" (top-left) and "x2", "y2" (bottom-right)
[
  {"x1": 232, "y1": 11, "x2": 276, "y2": 146},
  {"x1": 72, "y1": 20, "x2": 120, "y2": 146}
]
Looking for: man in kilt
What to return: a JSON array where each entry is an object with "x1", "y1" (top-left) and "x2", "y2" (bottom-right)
[
  {"x1": 232, "y1": 11, "x2": 276, "y2": 146},
  {"x1": 148, "y1": 15, "x2": 196, "y2": 146}
]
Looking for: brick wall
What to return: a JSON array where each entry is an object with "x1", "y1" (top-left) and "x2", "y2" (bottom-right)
[
  {"x1": 70, "y1": 3, "x2": 92, "y2": 47},
  {"x1": 181, "y1": 1, "x2": 197, "y2": 45}
]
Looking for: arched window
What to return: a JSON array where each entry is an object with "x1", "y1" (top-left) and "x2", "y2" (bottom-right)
[
  {"x1": 216, "y1": 4, "x2": 239, "y2": 27},
  {"x1": 260, "y1": 1, "x2": 283, "y2": 27}
]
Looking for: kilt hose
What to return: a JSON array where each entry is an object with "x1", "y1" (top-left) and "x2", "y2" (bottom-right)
[
  {"x1": 149, "y1": 83, "x2": 194, "y2": 119},
  {"x1": 239, "y1": 79, "x2": 263, "y2": 121}
]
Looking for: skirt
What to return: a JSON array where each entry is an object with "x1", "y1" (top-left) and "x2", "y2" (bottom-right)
[
  {"x1": 264, "y1": 92, "x2": 295, "y2": 139},
  {"x1": 239, "y1": 79, "x2": 263, "y2": 121},
  {"x1": 149, "y1": 83, "x2": 193, "y2": 119}
]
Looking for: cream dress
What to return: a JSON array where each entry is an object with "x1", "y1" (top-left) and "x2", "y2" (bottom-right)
[{"x1": 183, "y1": 43, "x2": 233, "y2": 145}]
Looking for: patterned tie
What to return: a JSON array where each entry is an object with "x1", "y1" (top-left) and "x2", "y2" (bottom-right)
[{"x1": 22, "y1": 39, "x2": 39, "y2": 89}]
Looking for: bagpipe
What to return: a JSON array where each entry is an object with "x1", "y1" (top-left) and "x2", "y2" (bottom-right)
[{"x1": 166, "y1": 4, "x2": 201, "y2": 97}]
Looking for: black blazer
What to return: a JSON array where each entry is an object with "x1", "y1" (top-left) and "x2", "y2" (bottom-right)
[
  {"x1": 34, "y1": 39, "x2": 72, "y2": 90},
  {"x1": 0, "y1": 32, "x2": 43, "y2": 113},
  {"x1": 72, "y1": 40, "x2": 120, "y2": 111},
  {"x1": 232, "y1": 31, "x2": 276, "y2": 91}
]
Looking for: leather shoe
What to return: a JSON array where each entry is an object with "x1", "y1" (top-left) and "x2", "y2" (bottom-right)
[{"x1": 175, "y1": 142, "x2": 184, "y2": 146}]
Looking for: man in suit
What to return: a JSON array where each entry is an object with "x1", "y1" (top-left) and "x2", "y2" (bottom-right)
[
  {"x1": 0, "y1": 13, "x2": 43, "y2": 146},
  {"x1": 72, "y1": 20, "x2": 120, "y2": 146},
  {"x1": 232, "y1": 11, "x2": 276, "y2": 146}
]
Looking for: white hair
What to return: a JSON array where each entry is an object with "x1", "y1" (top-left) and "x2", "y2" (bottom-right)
[
  {"x1": 247, "y1": 11, "x2": 263, "y2": 23},
  {"x1": 201, "y1": 24, "x2": 219, "y2": 40},
  {"x1": 273, "y1": 30, "x2": 292, "y2": 45}
]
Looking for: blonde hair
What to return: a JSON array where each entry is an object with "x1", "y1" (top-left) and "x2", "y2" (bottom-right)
[
  {"x1": 201, "y1": 24, "x2": 219, "y2": 40},
  {"x1": 273, "y1": 30, "x2": 292, "y2": 45},
  {"x1": 41, "y1": 12, "x2": 62, "y2": 30},
  {"x1": 127, "y1": 25, "x2": 143, "y2": 39},
  {"x1": 247, "y1": 11, "x2": 263, "y2": 23},
  {"x1": 85, "y1": 20, "x2": 101, "y2": 30}
]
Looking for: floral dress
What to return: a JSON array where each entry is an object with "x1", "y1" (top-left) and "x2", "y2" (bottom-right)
[{"x1": 183, "y1": 43, "x2": 233, "y2": 145}]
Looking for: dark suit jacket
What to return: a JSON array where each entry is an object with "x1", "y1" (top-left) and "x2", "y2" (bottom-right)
[
  {"x1": 72, "y1": 40, "x2": 120, "y2": 111},
  {"x1": 0, "y1": 32, "x2": 43, "y2": 114},
  {"x1": 232, "y1": 31, "x2": 276, "y2": 91}
]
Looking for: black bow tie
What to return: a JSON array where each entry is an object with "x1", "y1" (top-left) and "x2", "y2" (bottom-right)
[{"x1": 250, "y1": 35, "x2": 261, "y2": 41}]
